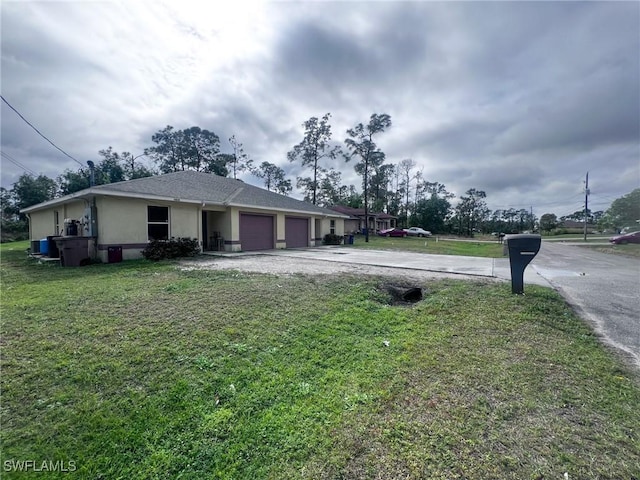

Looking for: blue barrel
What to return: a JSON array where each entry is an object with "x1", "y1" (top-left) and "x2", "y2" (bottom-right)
[{"x1": 40, "y1": 238, "x2": 49, "y2": 255}]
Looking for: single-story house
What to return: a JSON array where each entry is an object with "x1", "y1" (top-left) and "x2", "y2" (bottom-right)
[
  {"x1": 561, "y1": 220, "x2": 597, "y2": 233},
  {"x1": 21, "y1": 171, "x2": 348, "y2": 262},
  {"x1": 329, "y1": 205, "x2": 397, "y2": 234}
]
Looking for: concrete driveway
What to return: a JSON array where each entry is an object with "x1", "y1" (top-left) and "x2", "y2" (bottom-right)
[{"x1": 262, "y1": 244, "x2": 639, "y2": 368}]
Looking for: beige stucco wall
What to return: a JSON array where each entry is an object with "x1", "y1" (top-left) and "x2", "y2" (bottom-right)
[
  {"x1": 28, "y1": 200, "x2": 88, "y2": 239},
  {"x1": 29, "y1": 209, "x2": 56, "y2": 240},
  {"x1": 95, "y1": 196, "x2": 201, "y2": 261},
  {"x1": 317, "y1": 217, "x2": 345, "y2": 238}
]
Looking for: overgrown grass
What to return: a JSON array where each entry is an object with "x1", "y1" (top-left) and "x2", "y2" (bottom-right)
[
  {"x1": 1, "y1": 241, "x2": 639, "y2": 479},
  {"x1": 352, "y1": 235, "x2": 504, "y2": 257}
]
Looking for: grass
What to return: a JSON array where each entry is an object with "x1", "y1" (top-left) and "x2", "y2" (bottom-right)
[
  {"x1": 2, "y1": 240, "x2": 639, "y2": 479},
  {"x1": 351, "y1": 235, "x2": 504, "y2": 257}
]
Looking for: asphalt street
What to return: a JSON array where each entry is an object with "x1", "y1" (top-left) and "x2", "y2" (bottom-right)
[{"x1": 530, "y1": 242, "x2": 640, "y2": 368}]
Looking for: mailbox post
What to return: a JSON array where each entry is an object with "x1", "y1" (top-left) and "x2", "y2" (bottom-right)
[{"x1": 506, "y1": 234, "x2": 541, "y2": 294}]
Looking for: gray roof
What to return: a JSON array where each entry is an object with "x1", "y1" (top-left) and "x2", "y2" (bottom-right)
[{"x1": 22, "y1": 171, "x2": 347, "y2": 217}]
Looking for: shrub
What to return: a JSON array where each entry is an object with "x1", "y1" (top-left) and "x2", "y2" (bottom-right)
[
  {"x1": 142, "y1": 237, "x2": 200, "y2": 261},
  {"x1": 322, "y1": 233, "x2": 343, "y2": 245}
]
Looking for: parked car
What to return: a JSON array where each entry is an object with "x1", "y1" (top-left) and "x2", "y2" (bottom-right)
[
  {"x1": 403, "y1": 227, "x2": 432, "y2": 237},
  {"x1": 609, "y1": 231, "x2": 640, "y2": 245},
  {"x1": 378, "y1": 228, "x2": 408, "y2": 237}
]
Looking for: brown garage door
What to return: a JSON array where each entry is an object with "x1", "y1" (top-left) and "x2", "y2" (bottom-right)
[
  {"x1": 240, "y1": 213, "x2": 274, "y2": 251},
  {"x1": 285, "y1": 216, "x2": 309, "y2": 248}
]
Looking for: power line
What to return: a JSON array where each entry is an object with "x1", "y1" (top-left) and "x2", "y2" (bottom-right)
[
  {"x1": 1, "y1": 151, "x2": 38, "y2": 176},
  {"x1": 1, "y1": 95, "x2": 84, "y2": 167}
]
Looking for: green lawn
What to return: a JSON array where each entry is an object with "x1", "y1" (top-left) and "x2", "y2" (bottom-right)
[
  {"x1": 351, "y1": 235, "x2": 504, "y2": 257},
  {"x1": 1, "y1": 241, "x2": 639, "y2": 479}
]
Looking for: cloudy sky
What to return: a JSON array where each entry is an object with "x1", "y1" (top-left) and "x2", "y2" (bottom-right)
[{"x1": 1, "y1": 0, "x2": 638, "y2": 217}]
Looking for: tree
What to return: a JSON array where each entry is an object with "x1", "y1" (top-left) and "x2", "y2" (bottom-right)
[
  {"x1": 96, "y1": 147, "x2": 126, "y2": 184},
  {"x1": 254, "y1": 161, "x2": 292, "y2": 195},
  {"x1": 398, "y1": 158, "x2": 416, "y2": 227},
  {"x1": 540, "y1": 213, "x2": 558, "y2": 233},
  {"x1": 58, "y1": 168, "x2": 90, "y2": 195},
  {"x1": 411, "y1": 182, "x2": 454, "y2": 233},
  {"x1": 146, "y1": 125, "x2": 227, "y2": 176},
  {"x1": 1, "y1": 187, "x2": 27, "y2": 241},
  {"x1": 599, "y1": 188, "x2": 640, "y2": 232},
  {"x1": 454, "y1": 188, "x2": 489, "y2": 236},
  {"x1": 227, "y1": 135, "x2": 253, "y2": 180},
  {"x1": 288, "y1": 113, "x2": 342, "y2": 205},
  {"x1": 369, "y1": 163, "x2": 395, "y2": 213},
  {"x1": 11, "y1": 174, "x2": 58, "y2": 215},
  {"x1": 120, "y1": 152, "x2": 154, "y2": 180},
  {"x1": 344, "y1": 113, "x2": 392, "y2": 241},
  {"x1": 412, "y1": 195, "x2": 452, "y2": 234}
]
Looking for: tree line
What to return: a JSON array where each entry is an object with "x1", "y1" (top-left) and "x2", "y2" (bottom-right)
[{"x1": 6, "y1": 112, "x2": 634, "y2": 242}]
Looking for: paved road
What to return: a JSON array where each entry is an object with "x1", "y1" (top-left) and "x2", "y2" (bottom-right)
[
  {"x1": 261, "y1": 244, "x2": 640, "y2": 368},
  {"x1": 530, "y1": 242, "x2": 640, "y2": 368}
]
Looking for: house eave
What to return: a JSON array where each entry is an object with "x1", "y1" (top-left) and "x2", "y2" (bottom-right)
[{"x1": 226, "y1": 201, "x2": 350, "y2": 218}]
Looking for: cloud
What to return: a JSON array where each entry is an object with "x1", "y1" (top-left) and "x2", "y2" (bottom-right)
[{"x1": 1, "y1": 0, "x2": 638, "y2": 218}]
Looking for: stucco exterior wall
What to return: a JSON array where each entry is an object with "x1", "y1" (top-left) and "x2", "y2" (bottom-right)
[
  {"x1": 318, "y1": 217, "x2": 345, "y2": 238},
  {"x1": 29, "y1": 209, "x2": 56, "y2": 240},
  {"x1": 28, "y1": 200, "x2": 88, "y2": 239},
  {"x1": 95, "y1": 196, "x2": 201, "y2": 261},
  {"x1": 276, "y1": 213, "x2": 286, "y2": 249}
]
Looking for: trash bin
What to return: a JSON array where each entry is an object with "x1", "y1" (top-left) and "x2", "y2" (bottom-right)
[
  {"x1": 40, "y1": 238, "x2": 49, "y2": 256},
  {"x1": 55, "y1": 237, "x2": 91, "y2": 267},
  {"x1": 348, "y1": 234, "x2": 354, "y2": 245},
  {"x1": 47, "y1": 236, "x2": 62, "y2": 258},
  {"x1": 506, "y1": 234, "x2": 541, "y2": 294}
]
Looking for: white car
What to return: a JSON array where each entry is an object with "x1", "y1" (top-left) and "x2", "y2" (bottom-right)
[{"x1": 403, "y1": 227, "x2": 432, "y2": 237}]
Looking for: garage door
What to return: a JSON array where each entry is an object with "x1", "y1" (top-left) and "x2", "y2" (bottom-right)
[
  {"x1": 240, "y1": 214, "x2": 274, "y2": 251},
  {"x1": 285, "y1": 217, "x2": 309, "y2": 248}
]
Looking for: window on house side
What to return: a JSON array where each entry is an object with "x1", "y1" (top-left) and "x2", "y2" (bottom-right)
[
  {"x1": 148, "y1": 206, "x2": 169, "y2": 240},
  {"x1": 330, "y1": 219, "x2": 335, "y2": 235}
]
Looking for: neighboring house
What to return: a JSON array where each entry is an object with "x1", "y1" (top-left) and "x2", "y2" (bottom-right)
[
  {"x1": 329, "y1": 205, "x2": 397, "y2": 234},
  {"x1": 561, "y1": 220, "x2": 597, "y2": 233},
  {"x1": 21, "y1": 171, "x2": 348, "y2": 262}
]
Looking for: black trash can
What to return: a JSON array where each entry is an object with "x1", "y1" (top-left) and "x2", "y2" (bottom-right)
[{"x1": 47, "y1": 236, "x2": 62, "y2": 258}]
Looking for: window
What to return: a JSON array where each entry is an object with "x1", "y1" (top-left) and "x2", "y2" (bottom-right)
[
  {"x1": 330, "y1": 219, "x2": 335, "y2": 235},
  {"x1": 148, "y1": 206, "x2": 169, "y2": 240},
  {"x1": 54, "y1": 211, "x2": 60, "y2": 235}
]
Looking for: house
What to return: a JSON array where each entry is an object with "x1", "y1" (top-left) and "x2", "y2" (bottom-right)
[
  {"x1": 329, "y1": 205, "x2": 397, "y2": 234},
  {"x1": 21, "y1": 171, "x2": 348, "y2": 262},
  {"x1": 561, "y1": 220, "x2": 597, "y2": 233}
]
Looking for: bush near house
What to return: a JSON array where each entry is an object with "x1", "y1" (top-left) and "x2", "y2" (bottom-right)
[
  {"x1": 142, "y1": 237, "x2": 200, "y2": 260},
  {"x1": 322, "y1": 233, "x2": 343, "y2": 245}
]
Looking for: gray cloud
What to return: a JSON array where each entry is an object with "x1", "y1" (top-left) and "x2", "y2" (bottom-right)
[{"x1": 1, "y1": 1, "x2": 638, "y2": 218}]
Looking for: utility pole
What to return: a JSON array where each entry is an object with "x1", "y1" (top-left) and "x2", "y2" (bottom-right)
[{"x1": 583, "y1": 172, "x2": 589, "y2": 241}]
